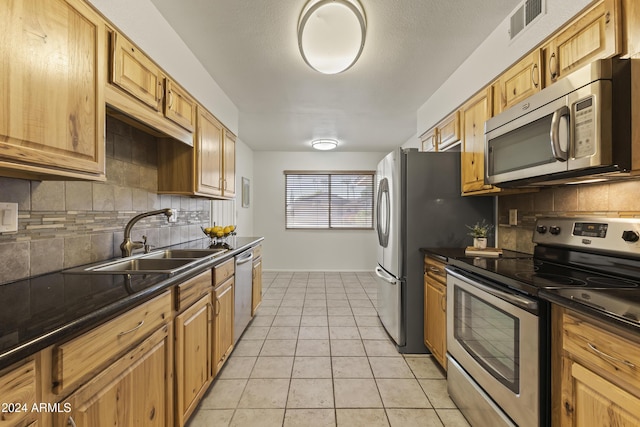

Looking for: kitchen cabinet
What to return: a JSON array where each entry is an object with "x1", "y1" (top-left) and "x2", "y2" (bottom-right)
[
  {"x1": 174, "y1": 271, "x2": 213, "y2": 427},
  {"x1": 55, "y1": 325, "x2": 173, "y2": 427},
  {"x1": 0, "y1": 358, "x2": 37, "y2": 427},
  {"x1": 252, "y1": 245, "x2": 263, "y2": 316},
  {"x1": 460, "y1": 89, "x2": 500, "y2": 195},
  {"x1": 419, "y1": 111, "x2": 461, "y2": 153},
  {"x1": 0, "y1": 0, "x2": 106, "y2": 181},
  {"x1": 423, "y1": 256, "x2": 447, "y2": 370},
  {"x1": 157, "y1": 107, "x2": 236, "y2": 199},
  {"x1": 496, "y1": 49, "x2": 542, "y2": 110},
  {"x1": 543, "y1": 0, "x2": 621, "y2": 85},
  {"x1": 175, "y1": 295, "x2": 211, "y2": 427},
  {"x1": 106, "y1": 29, "x2": 195, "y2": 146},
  {"x1": 556, "y1": 307, "x2": 640, "y2": 426},
  {"x1": 212, "y1": 260, "x2": 235, "y2": 376}
]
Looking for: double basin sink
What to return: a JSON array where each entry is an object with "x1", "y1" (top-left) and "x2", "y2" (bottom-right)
[{"x1": 64, "y1": 248, "x2": 228, "y2": 276}]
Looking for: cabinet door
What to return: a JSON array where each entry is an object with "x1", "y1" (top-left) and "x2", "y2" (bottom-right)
[
  {"x1": 56, "y1": 326, "x2": 172, "y2": 427},
  {"x1": 562, "y1": 360, "x2": 640, "y2": 426},
  {"x1": 196, "y1": 108, "x2": 224, "y2": 197},
  {"x1": 0, "y1": 0, "x2": 105, "y2": 179},
  {"x1": 165, "y1": 79, "x2": 196, "y2": 133},
  {"x1": 437, "y1": 111, "x2": 461, "y2": 151},
  {"x1": 111, "y1": 32, "x2": 164, "y2": 112},
  {"x1": 252, "y1": 258, "x2": 263, "y2": 316},
  {"x1": 175, "y1": 294, "x2": 212, "y2": 427},
  {"x1": 213, "y1": 278, "x2": 234, "y2": 376},
  {"x1": 461, "y1": 89, "x2": 496, "y2": 194},
  {"x1": 223, "y1": 130, "x2": 236, "y2": 198},
  {"x1": 420, "y1": 128, "x2": 438, "y2": 152},
  {"x1": 0, "y1": 359, "x2": 37, "y2": 427},
  {"x1": 546, "y1": 0, "x2": 620, "y2": 83},
  {"x1": 424, "y1": 277, "x2": 447, "y2": 370},
  {"x1": 498, "y1": 49, "x2": 542, "y2": 110}
]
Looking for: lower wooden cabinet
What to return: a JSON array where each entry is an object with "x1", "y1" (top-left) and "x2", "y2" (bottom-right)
[
  {"x1": 212, "y1": 277, "x2": 234, "y2": 376},
  {"x1": 252, "y1": 251, "x2": 263, "y2": 316},
  {"x1": 174, "y1": 294, "x2": 212, "y2": 427},
  {"x1": 0, "y1": 358, "x2": 37, "y2": 427},
  {"x1": 55, "y1": 325, "x2": 173, "y2": 427},
  {"x1": 423, "y1": 256, "x2": 447, "y2": 370},
  {"x1": 556, "y1": 307, "x2": 640, "y2": 426}
]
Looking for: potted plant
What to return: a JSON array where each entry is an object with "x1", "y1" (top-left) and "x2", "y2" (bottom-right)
[{"x1": 466, "y1": 220, "x2": 494, "y2": 249}]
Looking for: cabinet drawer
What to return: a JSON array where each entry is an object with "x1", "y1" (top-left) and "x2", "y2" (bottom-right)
[
  {"x1": 252, "y1": 245, "x2": 262, "y2": 260},
  {"x1": 52, "y1": 290, "x2": 171, "y2": 394},
  {"x1": 214, "y1": 259, "x2": 235, "y2": 288},
  {"x1": 176, "y1": 270, "x2": 212, "y2": 312},
  {"x1": 563, "y1": 312, "x2": 640, "y2": 388},
  {"x1": 0, "y1": 359, "x2": 36, "y2": 427},
  {"x1": 425, "y1": 257, "x2": 447, "y2": 285}
]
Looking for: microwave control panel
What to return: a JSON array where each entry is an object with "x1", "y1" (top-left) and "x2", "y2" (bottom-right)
[{"x1": 573, "y1": 97, "x2": 595, "y2": 158}]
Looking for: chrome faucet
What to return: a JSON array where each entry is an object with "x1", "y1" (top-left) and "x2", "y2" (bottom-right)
[{"x1": 120, "y1": 208, "x2": 174, "y2": 257}]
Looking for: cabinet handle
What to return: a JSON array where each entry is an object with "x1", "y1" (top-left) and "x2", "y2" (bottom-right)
[
  {"x1": 117, "y1": 320, "x2": 144, "y2": 337},
  {"x1": 587, "y1": 343, "x2": 635, "y2": 368},
  {"x1": 429, "y1": 266, "x2": 441, "y2": 274},
  {"x1": 531, "y1": 63, "x2": 539, "y2": 88},
  {"x1": 67, "y1": 416, "x2": 77, "y2": 427},
  {"x1": 215, "y1": 299, "x2": 221, "y2": 315},
  {"x1": 549, "y1": 52, "x2": 558, "y2": 81},
  {"x1": 440, "y1": 294, "x2": 446, "y2": 312},
  {"x1": 168, "y1": 89, "x2": 174, "y2": 109},
  {"x1": 157, "y1": 82, "x2": 164, "y2": 103}
]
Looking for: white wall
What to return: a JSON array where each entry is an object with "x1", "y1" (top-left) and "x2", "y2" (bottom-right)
[
  {"x1": 417, "y1": 0, "x2": 592, "y2": 135},
  {"x1": 254, "y1": 151, "x2": 386, "y2": 271},
  {"x1": 234, "y1": 138, "x2": 254, "y2": 236},
  {"x1": 87, "y1": 0, "x2": 239, "y2": 135}
]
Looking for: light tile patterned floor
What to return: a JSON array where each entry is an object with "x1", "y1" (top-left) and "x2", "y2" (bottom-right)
[{"x1": 187, "y1": 272, "x2": 470, "y2": 427}]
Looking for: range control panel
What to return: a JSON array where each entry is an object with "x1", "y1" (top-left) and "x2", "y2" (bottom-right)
[{"x1": 533, "y1": 217, "x2": 640, "y2": 256}]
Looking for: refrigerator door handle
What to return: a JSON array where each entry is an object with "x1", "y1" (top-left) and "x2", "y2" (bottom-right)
[
  {"x1": 376, "y1": 178, "x2": 390, "y2": 247},
  {"x1": 375, "y1": 266, "x2": 397, "y2": 285}
]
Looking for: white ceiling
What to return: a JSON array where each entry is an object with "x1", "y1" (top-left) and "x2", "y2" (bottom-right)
[{"x1": 149, "y1": 0, "x2": 521, "y2": 152}]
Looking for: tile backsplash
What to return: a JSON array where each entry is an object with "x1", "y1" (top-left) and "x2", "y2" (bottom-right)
[
  {"x1": 0, "y1": 117, "x2": 210, "y2": 284},
  {"x1": 497, "y1": 180, "x2": 640, "y2": 253}
]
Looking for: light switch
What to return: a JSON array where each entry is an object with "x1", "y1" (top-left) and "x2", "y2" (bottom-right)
[{"x1": 0, "y1": 203, "x2": 18, "y2": 233}]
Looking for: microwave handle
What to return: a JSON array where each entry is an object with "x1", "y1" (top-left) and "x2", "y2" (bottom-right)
[{"x1": 550, "y1": 105, "x2": 569, "y2": 161}]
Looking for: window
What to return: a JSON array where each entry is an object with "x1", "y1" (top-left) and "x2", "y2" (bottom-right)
[{"x1": 284, "y1": 171, "x2": 374, "y2": 229}]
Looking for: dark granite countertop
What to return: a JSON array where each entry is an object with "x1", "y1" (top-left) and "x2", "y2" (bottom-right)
[{"x1": 0, "y1": 236, "x2": 263, "y2": 370}]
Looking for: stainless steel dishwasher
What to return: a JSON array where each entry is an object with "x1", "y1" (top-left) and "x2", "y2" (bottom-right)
[{"x1": 234, "y1": 248, "x2": 254, "y2": 343}]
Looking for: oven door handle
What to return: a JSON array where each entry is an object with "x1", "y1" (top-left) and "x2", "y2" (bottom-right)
[{"x1": 447, "y1": 267, "x2": 538, "y2": 313}]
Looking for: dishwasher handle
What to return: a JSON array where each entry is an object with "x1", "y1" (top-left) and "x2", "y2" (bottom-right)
[{"x1": 236, "y1": 251, "x2": 254, "y2": 265}]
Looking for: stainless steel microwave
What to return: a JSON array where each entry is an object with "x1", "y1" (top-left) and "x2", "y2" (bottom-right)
[{"x1": 485, "y1": 58, "x2": 632, "y2": 187}]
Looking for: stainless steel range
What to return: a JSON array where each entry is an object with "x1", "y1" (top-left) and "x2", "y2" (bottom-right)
[{"x1": 445, "y1": 217, "x2": 640, "y2": 427}]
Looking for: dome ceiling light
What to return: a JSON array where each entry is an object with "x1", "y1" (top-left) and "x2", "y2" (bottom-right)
[
  {"x1": 298, "y1": 0, "x2": 367, "y2": 74},
  {"x1": 311, "y1": 139, "x2": 339, "y2": 150}
]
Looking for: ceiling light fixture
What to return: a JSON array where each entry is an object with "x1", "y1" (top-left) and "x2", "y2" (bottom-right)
[
  {"x1": 311, "y1": 139, "x2": 339, "y2": 150},
  {"x1": 298, "y1": 0, "x2": 367, "y2": 74}
]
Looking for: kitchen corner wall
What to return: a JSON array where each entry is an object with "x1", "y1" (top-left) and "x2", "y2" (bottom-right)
[
  {"x1": 497, "y1": 180, "x2": 640, "y2": 253},
  {"x1": 0, "y1": 117, "x2": 210, "y2": 285}
]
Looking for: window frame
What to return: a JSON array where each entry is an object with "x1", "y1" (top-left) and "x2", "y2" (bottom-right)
[{"x1": 284, "y1": 170, "x2": 375, "y2": 230}]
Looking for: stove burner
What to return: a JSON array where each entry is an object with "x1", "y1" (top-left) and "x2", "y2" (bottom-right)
[
  {"x1": 514, "y1": 272, "x2": 587, "y2": 288},
  {"x1": 585, "y1": 277, "x2": 639, "y2": 288}
]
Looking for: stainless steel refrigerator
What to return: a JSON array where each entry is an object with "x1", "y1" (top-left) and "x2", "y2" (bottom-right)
[{"x1": 374, "y1": 148, "x2": 494, "y2": 353}]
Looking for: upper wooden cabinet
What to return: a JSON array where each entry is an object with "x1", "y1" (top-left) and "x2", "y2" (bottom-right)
[
  {"x1": 0, "y1": 0, "x2": 106, "y2": 181},
  {"x1": 461, "y1": 89, "x2": 500, "y2": 195},
  {"x1": 112, "y1": 32, "x2": 164, "y2": 112},
  {"x1": 157, "y1": 107, "x2": 235, "y2": 199},
  {"x1": 543, "y1": 0, "x2": 621, "y2": 85},
  {"x1": 106, "y1": 29, "x2": 194, "y2": 146},
  {"x1": 496, "y1": 49, "x2": 542, "y2": 111},
  {"x1": 419, "y1": 111, "x2": 461, "y2": 152}
]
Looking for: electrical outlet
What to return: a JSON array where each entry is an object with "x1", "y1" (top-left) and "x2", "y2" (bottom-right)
[
  {"x1": 0, "y1": 203, "x2": 18, "y2": 233},
  {"x1": 509, "y1": 209, "x2": 518, "y2": 226}
]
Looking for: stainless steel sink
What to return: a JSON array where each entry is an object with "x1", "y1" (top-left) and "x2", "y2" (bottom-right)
[
  {"x1": 141, "y1": 248, "x2": 227, "y2": 259},
  {"x1": 63, "y1": 247, "x2": 228, "y2": 275}
]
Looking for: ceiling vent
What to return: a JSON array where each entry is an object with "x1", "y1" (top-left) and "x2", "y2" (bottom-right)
[{"x1": 509, "y1": 0, "x2": 544, "y2": 40}]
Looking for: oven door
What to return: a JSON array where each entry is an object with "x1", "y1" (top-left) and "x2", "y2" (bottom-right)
[{"x1": 446, "y1": 267, "x2": 540, "y2": 427}]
